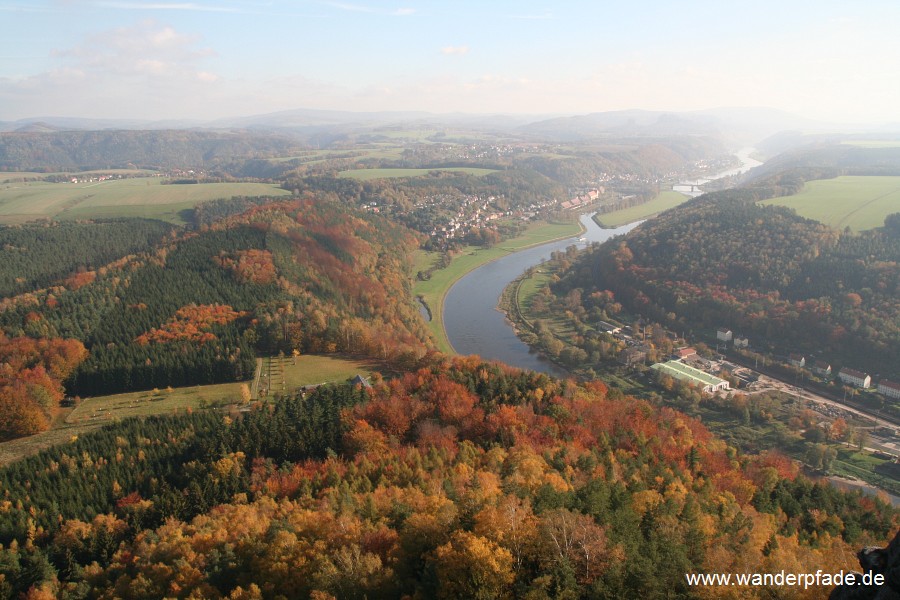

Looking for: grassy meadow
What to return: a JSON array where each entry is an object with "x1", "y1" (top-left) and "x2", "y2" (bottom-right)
[
  {"x1": 0, "y1": 177, "x2": 291, "y2": 224},
  {"x1": 593, "y1": 190, "x2": 690, "y2": 228},
  {"x1": 0, "y1": 383, "x2": 238, "y2": 465},
  {"x1": 0, "y1": 354, "x2": 376, "y2": 465},
  {"x1": 257, "y1": 354, "x2": 378, "y2": 397},
  {"x1": 0, "y1": 169, "x2": 155, "y2": 184},
  {"x1": 761, "y1": 176, "x2": 900, "y2": 231}
]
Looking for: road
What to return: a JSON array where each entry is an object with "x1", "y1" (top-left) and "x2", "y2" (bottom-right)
[
  {"x1": 748, "y1": 374, "x2": 900, "y2": 456},
  {"x1": 725, "y1": 351, "x2": 900, "y2": 428}
]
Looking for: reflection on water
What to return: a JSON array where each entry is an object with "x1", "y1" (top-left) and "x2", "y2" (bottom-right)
[
  {"x1": 444, "y1": 214, "x2": 639, "y2": 375},
  {"x1": 416, "y1": 297, "x2": 431, "y2": 322},
  {"x1": 676, "y1": 147, "x2": 762, "y2": 195}
]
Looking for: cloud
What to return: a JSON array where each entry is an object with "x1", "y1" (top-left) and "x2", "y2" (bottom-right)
[
  {"x1": 510, "y1": 12, "x2": 555, "y2": 20},
  {"x1": 441, "y1": 45, "x2": 469, "y2": 56},
  {"x1": 55, "y1": 20, "x2": 215, "y2": 77},
  {"x1": 0, "y1": 3, "x2": 60, "y2": 12},
  {"x1": 0, "y1": 20, "x2": 225, "y2": 119},
  {"x1": 92, "y1": 1, "x2": 240, "y2": 11},
  {"x1": 324, "y1": 2, "x2": 414, "y2": 16}
]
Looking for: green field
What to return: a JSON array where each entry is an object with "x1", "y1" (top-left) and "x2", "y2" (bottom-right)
[
  {"x1": 338, "y1": 167, "x2": 498, "y2": 181},
  {"x1": 761, "y1": 176, "x2": 900, "y2": 231},
  {"x1": 593, "y1": 191, "x2": 690, "y2": 228},
  {"x1": 0, "y1": 382, "x2": 240, "y2": 465},
  {"x1": 258, "y1": 354, "x2": 379, "y2": 397},
  {"x1": 413, "y1": 220, "x2": 583, "y2": 353},
  {"x1": 0, "y1": 354, "x2": 376, "y2": 465},
  {"x1": 0, "y1": 169, "x2": 155, "y2": 184},
  {"x1": 517, "y1": 271, "x2": 552, "y2": 316},
  {"x1": 0, "y1": 177, "x2": 292, "y2": 224}
]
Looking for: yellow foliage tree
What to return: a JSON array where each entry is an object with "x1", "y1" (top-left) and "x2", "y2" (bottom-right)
[{"x1": 430, "y1": 530, "x2": 515, "y2": 599}]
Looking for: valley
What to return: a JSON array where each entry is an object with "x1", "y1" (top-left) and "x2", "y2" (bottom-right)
[
  {"x1": 5, "y1": 1, "x2": 900, "y2": 595},
  {"x1": 1, "y1": 114, "x2": 899, "y2": 598}
]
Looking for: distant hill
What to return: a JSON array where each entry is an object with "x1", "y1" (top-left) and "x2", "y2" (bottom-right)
[
  {"x1": 519, "y1": 109, "x2": 721, "y2": 141},
  {"x1": 12, "y1": 122, "x2": 68, "y2": 134},
  {"x1": 1, "y1": 109, "x2": 546, "y2": 136},
  {"x1": 520, "y1": 107, "x2": 843, "y2": 146},
  {"x1": 2, "y1": 106, "x2": 856, "y2": 145},
  {"x1": 746, "y1": 142, "x2": 900, "y2": 182},
  {"x1": 0, "y1": 129, "x2": 302, "y2": 170},
  {"x1": 0, "y1": 116, "x2": 206, "y2": 132}
]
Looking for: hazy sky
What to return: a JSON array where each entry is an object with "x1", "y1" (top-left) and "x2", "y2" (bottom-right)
[{"x1": 1, "y1": 0, "x2": 898, "y2": 122}]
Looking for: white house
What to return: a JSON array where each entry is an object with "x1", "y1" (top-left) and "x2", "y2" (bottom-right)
[
  {"x1": 839, "y1": 368, "x2": 871, "y2": 389},
  {"x1": 878, "y1": 380, "x2": 900, "y2": 400},
  {"x1": 789, "y1": 354, "x2": 806, "y2": 368},
  {"x1": 716, "y1": 328, "x2": 733, "y2": 342},
  {"x1": 598, "y1": 321, "x2": 621, "y2": 335},
  {"x1": 813, "y1": 361, "x2": 832, "y2": 377}
]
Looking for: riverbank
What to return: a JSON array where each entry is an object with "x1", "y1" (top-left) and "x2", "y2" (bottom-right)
[
  {"x1": 412, "y1": 219, "x2": 584, "y2": 354},
  {"x1": 499, "y1": 256, "x2": 639, "y2": 389},
  {"x1": 593, "y1": 190, "x2": 690, "y2": 228}
]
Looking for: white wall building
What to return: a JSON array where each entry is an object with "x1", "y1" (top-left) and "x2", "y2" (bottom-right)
[
  {"x1": 839, "y1": 368, "x2": 871, "y2": 389},
  {"x1": 878, "y1": 380, "x2": 900, "y2": 400}
]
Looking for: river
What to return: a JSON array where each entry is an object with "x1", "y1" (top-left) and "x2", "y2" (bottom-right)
[
  {"x1": 444, "y1": 214, "x2": 639, "y2": 375},
  {"x1": 673, "y1": 147, "x2": 762, "y2": 195},
  {"x1": 444, "y1": 147, "x2": 758, "y2": 374}
]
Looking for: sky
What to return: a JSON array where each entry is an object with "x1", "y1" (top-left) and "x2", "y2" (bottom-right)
[{"x1": 1, "y1": 0, "x2": 899, "y2": 123}]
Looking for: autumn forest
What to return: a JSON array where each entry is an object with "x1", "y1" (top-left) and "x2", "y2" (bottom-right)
[{"x1": 1, "y1": 122, "x2": 900, "y2": 599}]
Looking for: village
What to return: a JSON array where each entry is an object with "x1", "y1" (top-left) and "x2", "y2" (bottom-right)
[{"x1": 618, "y1": 321, "x2": 900, "y2": 463}]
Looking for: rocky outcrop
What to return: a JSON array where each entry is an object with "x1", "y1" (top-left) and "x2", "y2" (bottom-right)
[{"x1": 830, "y1": 531, "x2": 900, "y2": 599}]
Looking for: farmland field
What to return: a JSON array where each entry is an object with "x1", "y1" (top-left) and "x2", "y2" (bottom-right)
[
  {"x1": 593, "y1": 190, "x2": 689, "y2": 227},
  {"x1": 0, "y1": 177, "x2": 291, "y2": 224},
  {"x1": 0, "y1": 382, "x2": 240, "y2": 465},
  {"x1": 761, "y1": 176, "x2": 900, "y2": 231},
  {"x1": 338, "y1": 167, "x2": 498, "y2": 180},
  {"x1": 258, "y1": 354, "x2": 379, "y2": 397},
  {"x1": 0, "y1": 169, "x2": 155, "y2": 184},
  {"x1": 0, "y1": 354, "x2": 377, "y2": 465}
]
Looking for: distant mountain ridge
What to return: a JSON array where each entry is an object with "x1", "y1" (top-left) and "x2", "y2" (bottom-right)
[
  {"x1": 0, "y1": 128, "x2": 301, "y2": 170},
  {"x1": 2, "y1": 106, "x2": 878, "y2": 145},
  {"x1": 518, "y1": 107, "x2": 848, "y2": 146},
  {"x1": 4, "y1": 107, "x2": 897, "y2": 172}
]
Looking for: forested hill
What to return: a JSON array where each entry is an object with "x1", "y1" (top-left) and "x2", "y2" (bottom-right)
[
  {"x1": 0, "y1": 356, "x2": 894, "y2": 598},
  {"x1": 0, "y1": 220, "x2": 174, "y2": 298},
  {"x1": 0, "y1": 129, "x2": 301, "y2": 171},
  {"x1": 747, "y1": 143, "x2": 900, "y2": 181},
  {"x1": 562, "y1": 187, "x2": 900, "y2": 379},
  {"x1": 0, "y1": 198, "x2": 431, "y2": 439}
]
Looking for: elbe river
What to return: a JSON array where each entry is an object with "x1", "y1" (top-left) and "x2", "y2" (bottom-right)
[
  {"x1": 443, "y1": 148, "x2": 763, "y2": 375},
  {"x1": 443, "y1": 214, "x2": 639, "y2": 374}
]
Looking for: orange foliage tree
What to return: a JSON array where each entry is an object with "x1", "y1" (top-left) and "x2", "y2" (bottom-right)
[{"x1": 0, "y1": 334, "x2": 87, "y2": 440}]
